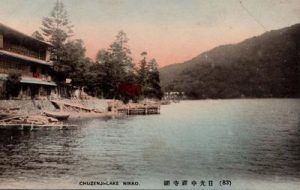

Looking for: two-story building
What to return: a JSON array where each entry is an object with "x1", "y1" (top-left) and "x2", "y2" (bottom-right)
[{"x1": 0, "y1": 23, "x2": 57, "y2": 99}]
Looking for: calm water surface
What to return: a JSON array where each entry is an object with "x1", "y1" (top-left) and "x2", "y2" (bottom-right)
[{"x1": 0, "y1": 99, "x2": 300, "y2": 189}]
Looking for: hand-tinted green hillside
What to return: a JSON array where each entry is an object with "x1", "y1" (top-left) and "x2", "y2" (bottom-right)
[{"x1": 160, "y1": 24, "x2": 300, "y2": 99}]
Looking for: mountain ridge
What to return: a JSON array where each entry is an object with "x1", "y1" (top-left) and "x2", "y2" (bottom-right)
[{"x1": 160, "y1": 23, "x2": 300, "y2": 99}]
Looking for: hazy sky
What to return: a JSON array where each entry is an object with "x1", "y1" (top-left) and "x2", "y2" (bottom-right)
[{"x1": 0, "y1": 0, "x2": 299, "y2": 67}]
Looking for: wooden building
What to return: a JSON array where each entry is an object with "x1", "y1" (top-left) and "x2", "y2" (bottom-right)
[{"x1": 0, "y1": 23, "x2": 57, "y2": 99}]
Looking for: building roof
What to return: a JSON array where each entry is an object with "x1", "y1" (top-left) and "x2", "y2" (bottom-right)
[
  {"x1": 0, "y1": 49, "x2": 53, "y2": 66},
  {"x1": 0, "y1": 74, "x2": 56, "y2": 86},
  {"x1": 0, "y1": 22, "x2": 52, "y2": 47}
]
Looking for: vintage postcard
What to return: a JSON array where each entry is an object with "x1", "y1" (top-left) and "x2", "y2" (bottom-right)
[{"x1": 0, "y1": 0, "x2": 299, "y2": 189}]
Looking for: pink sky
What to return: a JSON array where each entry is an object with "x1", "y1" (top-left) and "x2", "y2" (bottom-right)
[{"x1": 1, "y1": 0, "x2": 300, "y2": 67}]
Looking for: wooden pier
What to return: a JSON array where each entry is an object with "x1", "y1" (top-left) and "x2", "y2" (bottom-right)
[{"x1": 117, "y1": 105, "x2": 160, "y2": 115}]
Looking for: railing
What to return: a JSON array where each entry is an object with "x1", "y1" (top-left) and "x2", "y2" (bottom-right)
[{"x1": 4, "y1": 44, "x2": 46, "y2": 60}]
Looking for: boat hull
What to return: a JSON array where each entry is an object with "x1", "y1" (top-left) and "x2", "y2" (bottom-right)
[{"x1": 44, "y1": 111, "x2": 70, "y2": 120}]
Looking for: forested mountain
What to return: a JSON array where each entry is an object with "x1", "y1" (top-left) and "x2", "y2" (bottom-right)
[{"x1": 160, "y1": 24, "x2": 300, "y2": 99}]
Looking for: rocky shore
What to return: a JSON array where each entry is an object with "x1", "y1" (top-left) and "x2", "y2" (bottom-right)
[{"x1": 0, "y1": 99, "x2": 110, "y2": 118}]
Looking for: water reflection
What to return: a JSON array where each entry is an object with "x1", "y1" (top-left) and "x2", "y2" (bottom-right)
[
  {"x1": 0, "y1": 129, "x2": 81, "y2": 182},
  {"x1": 0, "y1": 99, "x2": 299, "y2": 188}
]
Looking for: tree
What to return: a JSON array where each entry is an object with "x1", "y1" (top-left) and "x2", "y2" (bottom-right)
[
  {"x1": 94, "y1": 31, "x2": 135, "y2": 99},
  {"x1": 146, "y1": 59, "x2": 163, "y2": 99},
  {"x1": 40, "y1": 0, "x2": 73, "y2": 77},
  {"x1": 96, "y1": 49, "x2": 110, "y2": 65},
  {"x1": 60, "y1": 39, "x2": 92, "y2": 87},
  {"x1": 93, "y1": 30, "x2": 162, "y2": 101},
  {"x1": 137, "y1": 51, "x2": 148, "y2": 96},
  {"x1": 109, "y1": 30, "x2": 134, "y2": 74},
  {"x1": 94, "y1": 48, "x2": 117, "y2": 98},
  {"x1": 85, "y1": 63, "x2": 105, "y2": 97},
  {"x1": 31, "y1": 31, "x2": 44, "y2": 41}
]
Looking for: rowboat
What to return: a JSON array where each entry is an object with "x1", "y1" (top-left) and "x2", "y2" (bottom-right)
[{"x1": 44, "y1": 111, "x2": 70, "y2": 120}]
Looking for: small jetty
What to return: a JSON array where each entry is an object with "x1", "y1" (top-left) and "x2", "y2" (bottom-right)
[
  {"x1": 117, "y1": 105, "x2": 160, "y2": 115},
  {"x1": 108, "y1": 100, "x2": 160, "y2": 115}
]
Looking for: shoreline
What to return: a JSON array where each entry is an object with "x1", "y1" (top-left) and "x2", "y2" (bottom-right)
[
  {"x1": 68, "y1": 111, "x2": 121, "y2": 120},
  {"x1": 0, "y1": 99, "x2": 109, "y2": 115}
]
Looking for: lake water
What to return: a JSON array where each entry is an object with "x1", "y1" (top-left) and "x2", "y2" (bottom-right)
[{"x1": 0, "y1": 99, "x2": 300, "y2": 189}]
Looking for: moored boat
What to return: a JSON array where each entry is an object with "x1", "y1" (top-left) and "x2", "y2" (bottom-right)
[{"x1": 44, "y1": 111, "x2": 70, "y2": 120}]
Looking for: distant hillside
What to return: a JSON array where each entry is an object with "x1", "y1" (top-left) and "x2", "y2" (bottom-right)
[{"x1": 160, "y1": 23, "x2": 300, "y2": 99}]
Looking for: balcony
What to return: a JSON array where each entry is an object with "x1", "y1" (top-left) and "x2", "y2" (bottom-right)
[
  {"x1": 0, "y1": 49, "x2": 52, "y2": 66},
  {"x1": 4, "y1": 43, "x2": 46, "y2": 60}
]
